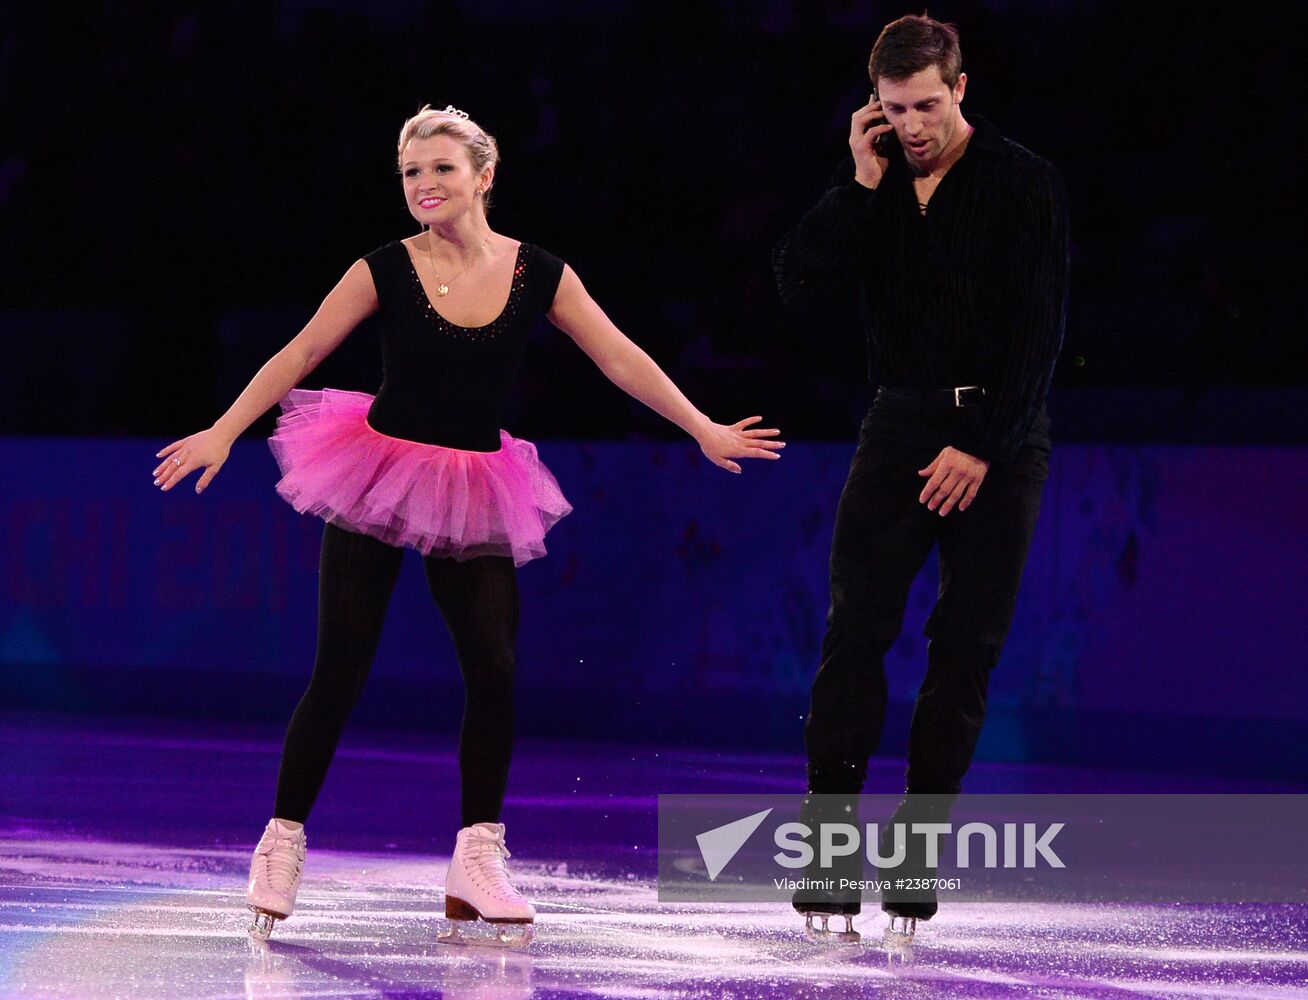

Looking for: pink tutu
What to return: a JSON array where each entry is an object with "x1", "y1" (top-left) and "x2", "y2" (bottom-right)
[{"x1": 268, "y1": 388, "x2": 572, "y2": 566}]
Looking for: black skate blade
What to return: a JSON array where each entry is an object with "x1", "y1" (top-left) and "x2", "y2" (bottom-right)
[
  {"x1": 882, "y1": 935, "x2": 916, "y2": 964},
  {"x1": 805, "y1": 927, "x2": 863, "y2": 946},
  {"x1": 801, "y1": 911, "x2": 861, "y2": 946},
  {"x1": 881, "y1": 913, "x2": 918, "y2": 963},
  {"x1": 882, "y1": 919, "x2": 917, "y2": 964}
]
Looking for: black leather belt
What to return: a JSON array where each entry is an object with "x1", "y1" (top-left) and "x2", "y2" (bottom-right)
[{"x1": 874, "y1": 385, "x2": 986, "y2": 412}]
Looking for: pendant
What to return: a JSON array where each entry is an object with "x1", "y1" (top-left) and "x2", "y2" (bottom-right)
[{"x1": 435, "y1": 283, "x2": 450, "y2": 297}]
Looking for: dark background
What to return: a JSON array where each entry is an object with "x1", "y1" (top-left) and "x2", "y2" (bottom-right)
[
  {"x1": 3, "y1": 3, "x2": 1308, "y2": 784},
  {"x1": 4, "y1": 0, "x2": 1305, "y2": 443}
]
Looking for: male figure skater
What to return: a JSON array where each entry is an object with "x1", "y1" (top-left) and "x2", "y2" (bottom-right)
[{"x1": 773, "y1": 13, "x2": 1069, "y2": 942}]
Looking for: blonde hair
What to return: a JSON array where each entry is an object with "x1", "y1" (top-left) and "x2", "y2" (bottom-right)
[{"x1": 396, "y1": 105, "x2": 501, "y2": 208}]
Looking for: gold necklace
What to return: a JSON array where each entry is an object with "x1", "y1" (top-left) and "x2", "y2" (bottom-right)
[{"x1": 426, "y1": 231, "x2": 489, "y2": 296}]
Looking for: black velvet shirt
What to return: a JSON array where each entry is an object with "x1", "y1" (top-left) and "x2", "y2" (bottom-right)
[
  {"x1": 363, "y1": 240, "x2": 565, "y2": 451},
  {"x1": 773, "y1": 115, "x2": 1070, "y2": 464}
]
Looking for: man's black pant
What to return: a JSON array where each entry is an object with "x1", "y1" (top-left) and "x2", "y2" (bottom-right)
[{"x1": 805, "y1": 395, "x2": 1051, "y2": 796}]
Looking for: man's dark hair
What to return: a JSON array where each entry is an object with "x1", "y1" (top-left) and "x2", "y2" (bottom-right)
[{"x1": 868, "y1": 13, "x2": 962, "y2": 89}]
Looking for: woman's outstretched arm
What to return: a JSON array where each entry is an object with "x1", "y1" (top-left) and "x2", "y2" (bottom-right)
[
  {"x1": 547, "y1": 265, "x2": 783, "y2": 474},
  {"x1": 153, "y1": 259, "x2": 378, "y2": 493}
]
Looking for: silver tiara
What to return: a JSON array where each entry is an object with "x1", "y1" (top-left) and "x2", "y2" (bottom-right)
[{"x1": 440, "y1": 105, "x2": 470, "y2": 120}]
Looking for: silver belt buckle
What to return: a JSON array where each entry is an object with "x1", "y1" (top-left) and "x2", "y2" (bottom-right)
[{"x1": 954, "y1": 385, "x2": 982, "y2": 407}]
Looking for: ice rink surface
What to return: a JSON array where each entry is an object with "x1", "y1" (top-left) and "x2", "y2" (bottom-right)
[{"x1": 2, "y1": 713, "x2": 1306, "y2": 999}]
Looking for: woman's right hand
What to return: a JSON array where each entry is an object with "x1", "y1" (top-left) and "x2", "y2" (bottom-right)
[
  {"x1": 850, "y1": 94, "x2": 892, "y2": 190},
  {"x1": 153, "y1": 428, "x2": 232, "y2": 494}
]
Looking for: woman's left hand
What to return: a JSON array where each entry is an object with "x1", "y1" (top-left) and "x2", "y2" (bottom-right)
[{"x1": 696, "y1": 417, "x2": 785, "y2": 474}]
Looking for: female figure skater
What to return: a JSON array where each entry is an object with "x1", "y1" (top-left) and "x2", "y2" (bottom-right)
[{"x1": 151, "y1": 105, "x2": 782, "y2": 944}]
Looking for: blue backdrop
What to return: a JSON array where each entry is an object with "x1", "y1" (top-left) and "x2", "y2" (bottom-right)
[{"x1": 3, "y1": 433, "x2": 1305, "y2": 780}]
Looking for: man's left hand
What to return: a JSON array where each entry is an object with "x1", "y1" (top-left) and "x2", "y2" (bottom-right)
[{"x1": 918, "y1": 447, "x2": 989, "y2": 516}]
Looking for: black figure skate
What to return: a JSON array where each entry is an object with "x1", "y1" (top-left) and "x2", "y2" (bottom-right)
[{"x1": 791, "y1": 794, "x2": 864, "y2": 946}]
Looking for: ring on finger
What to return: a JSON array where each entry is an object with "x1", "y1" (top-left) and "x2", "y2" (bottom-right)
[{"x1": 173, "y1": 457, "x2": 182, "y2": 466}]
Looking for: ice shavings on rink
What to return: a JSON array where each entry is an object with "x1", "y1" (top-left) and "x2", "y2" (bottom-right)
[{"x1": 3, "y1": 831, "x2": 1308, "y2": 999}]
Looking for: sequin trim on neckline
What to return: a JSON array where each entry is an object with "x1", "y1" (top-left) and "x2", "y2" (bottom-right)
[{"x1": 403, "y1": 241, "x2": 531, "y2": 341}]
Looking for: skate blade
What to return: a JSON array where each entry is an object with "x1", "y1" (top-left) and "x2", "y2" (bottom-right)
[
  {"x1": 801, "y1": 912, "x2": 861, "y2": 946},
  {"x1": 246, "y1": 906, "x2": 283, "y2": 942},
  {"x1": 804, "y1": 927, "x2": 862, "y2": 946},
  {"x1": 438, "y1": 920, "x2": 535, "y2": 949},
  {"x1": 882, "y1": 915, "x2": 917, "y2": 964},
  {"x1": 882, "y1": 931, "x2": 916, "y2": 964}
]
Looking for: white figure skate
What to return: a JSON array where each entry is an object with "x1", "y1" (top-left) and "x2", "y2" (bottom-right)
[
  {"x1": 438, "y1": 822, "x2": 536, "y2": 948},
  {"x1": 245, "y1": 818, "x2": 306, "y2": 941}
]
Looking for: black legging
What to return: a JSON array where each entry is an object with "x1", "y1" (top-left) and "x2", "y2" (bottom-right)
[{"x1": 274, "y1": 522, "x2": 519, "y2": 827}]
